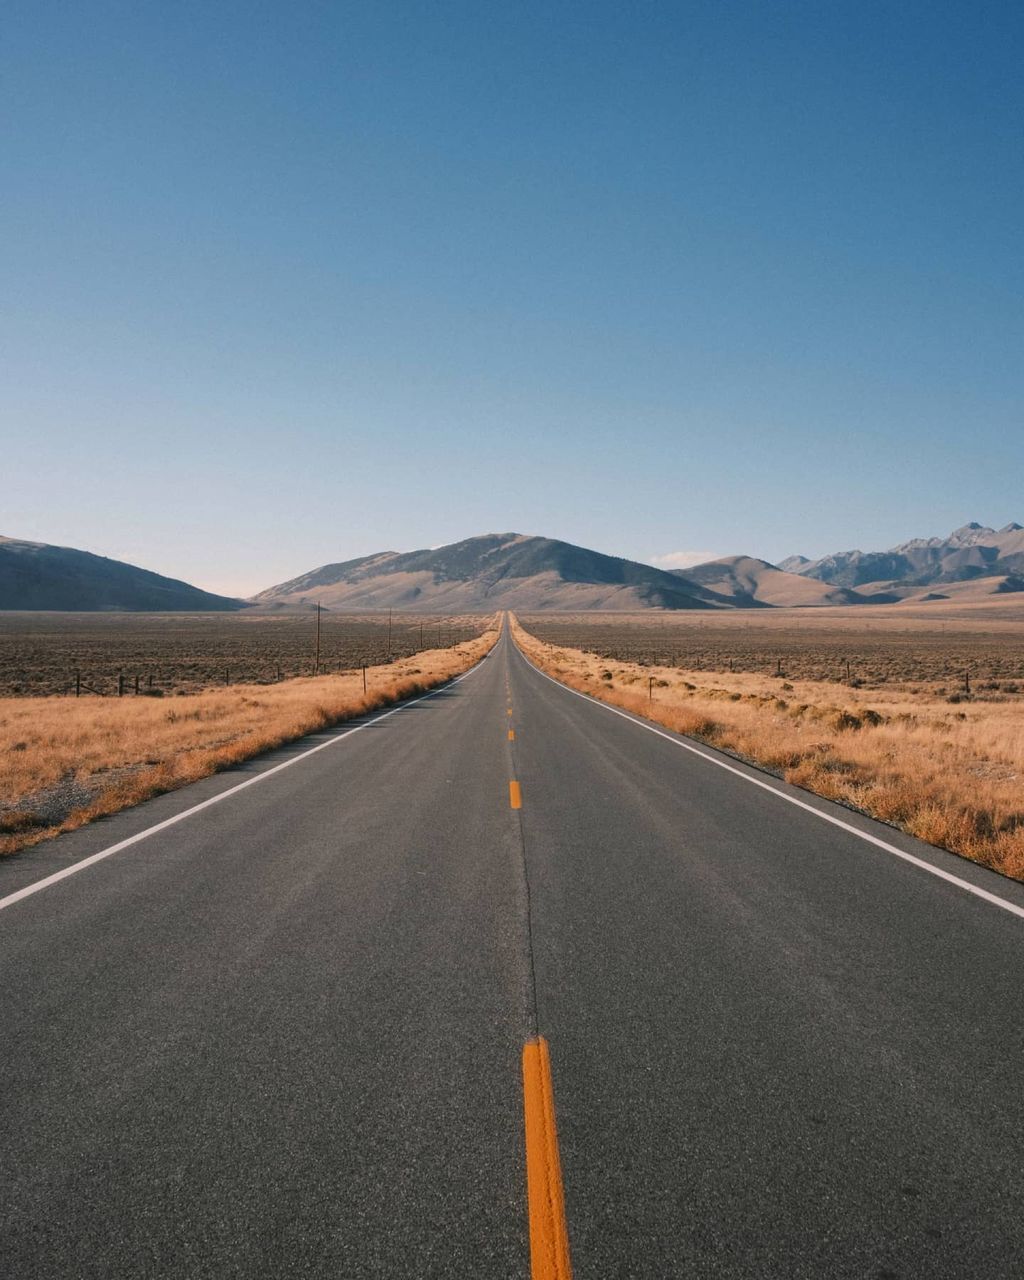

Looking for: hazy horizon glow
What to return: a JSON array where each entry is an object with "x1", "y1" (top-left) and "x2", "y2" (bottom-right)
[{"x1": 3, "y1": 3, "x2": 1021, "y2": 596}]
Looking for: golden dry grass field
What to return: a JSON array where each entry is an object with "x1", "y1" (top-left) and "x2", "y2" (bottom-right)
[
  {"x1": 0, "y1": 620, "x2": 498, "y2": 857},
  {"x1": 514, "y1": 605, "x2": 1024, "y2": 881}
]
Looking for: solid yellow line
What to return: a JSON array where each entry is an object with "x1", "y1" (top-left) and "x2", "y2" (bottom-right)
[
  {"x1": 522, "y1": 1037, "x2": 572, "y2": 1279},
  {"x1": 508, "y1": 728, "x2": 515, "y2": 741},
  {"x1": 509, "y1": 780, "x2": 522, "y2": 809}
]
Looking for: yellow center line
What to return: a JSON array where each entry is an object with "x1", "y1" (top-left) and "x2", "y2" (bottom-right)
[
  {"x1": 522, "y1": 1037, "x2": 573, "y2": 1279},
  {"x1": 509, "y1": 780, "x2": 522, "y2": 809},
  {"x1": 508, "y1": 728, "x2": 515, "y2": 741}
]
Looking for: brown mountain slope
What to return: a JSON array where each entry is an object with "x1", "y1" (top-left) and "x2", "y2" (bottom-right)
[
  {"x1": 674, "y1": 556, "x2": 871, "y2": 607},
  {"x1": 254, "y1": 533, "x2": 729, "y2": 612},
  {"x1": 0, "y1": 536, "x2": 244, "y2": 612}
]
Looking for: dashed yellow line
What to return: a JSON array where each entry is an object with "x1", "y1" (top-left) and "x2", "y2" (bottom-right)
[
  {"x1": 508, "y1": 728, "x2": 515, "y2": 741},
  {"x1": 522, "y1": 1037, "x2": 573, "y2": 1279},
  {"x1": 509, "y1": 780, "x2": 522, "y2": 809}
]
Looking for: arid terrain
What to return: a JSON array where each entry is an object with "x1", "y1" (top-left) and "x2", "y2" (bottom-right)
[
  {"x1": 0, "y1": 619, "x2": 498, "y2": 855},
  {"x1": 514, "y1": 602, "x2": 1024, "y2": 880},
  {"x1": 520, "y1": 597, "x2": 1024, "y2": 691},
  {"x1": 0, "y1": 611, "x2": 489, "y2": 697}
]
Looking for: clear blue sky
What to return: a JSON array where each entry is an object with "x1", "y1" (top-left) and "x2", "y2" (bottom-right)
[{"x1": 2, "y1": 1, "x2": 1021, "y2": 595}]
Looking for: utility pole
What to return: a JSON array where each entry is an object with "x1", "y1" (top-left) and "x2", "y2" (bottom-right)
[{"x1": 315, "y1": 601, "x2": 321, "y2": 676}]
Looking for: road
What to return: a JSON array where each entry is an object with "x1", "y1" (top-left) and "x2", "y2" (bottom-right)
[{"x1": 2, "y1": 616, "x2": 1024, "y2": 1278}]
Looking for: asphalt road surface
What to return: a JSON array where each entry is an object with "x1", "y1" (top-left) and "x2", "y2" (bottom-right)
[{"x1": 3, "y1": 617, "x2": 1023, "y2": 1278}]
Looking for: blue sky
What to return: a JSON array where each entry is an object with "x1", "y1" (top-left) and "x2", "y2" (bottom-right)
[{"x1": 2, "y1": 1, "x2": 1021, "y2": 595}]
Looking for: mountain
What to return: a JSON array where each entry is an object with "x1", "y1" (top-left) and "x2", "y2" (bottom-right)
[
  {"x1": 675, "y1": 556, "x2": 873, "y2": 608},
  {"x1": 255, "y1": 533, "x2": 728, "y2": 612},
  {"x1": 776, "y1": 554, "x2": 811, "y2": 574},
  {"x1": 790, "y1": 523, "x2": 1024, "y2": 595},
  {"x1": 0, "y1": 537, "x2": 245, "y2": 611}
]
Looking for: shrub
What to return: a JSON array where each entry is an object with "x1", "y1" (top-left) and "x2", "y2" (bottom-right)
[{"x1": 0, "y1": 810, "x2": 40, "y2": 834}]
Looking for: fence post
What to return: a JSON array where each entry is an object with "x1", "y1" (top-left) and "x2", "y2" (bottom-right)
[
  {"x1": 362, "y1": 664, "x2": 367, "y2": 693},
  {"x1": 134, "y1": 674, "x2": 140, "y2": 695},
  {"x1": 118, "y1": 673, "x2": 124, "y2": 697},
  {"x1": 76, "y1": 670, "x2": 81, "y2": 697},
  {"x1": 314, "y1": 601, "x2": 321, "y2": 676}
]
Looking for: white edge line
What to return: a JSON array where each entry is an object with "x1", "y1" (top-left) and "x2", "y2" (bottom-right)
[
  {"x1": 0, "y1": 653, "x2": 491, "y2": 915},
  {"x1": 513, "y1": 639, "x2": 1024, "y2": 923}
]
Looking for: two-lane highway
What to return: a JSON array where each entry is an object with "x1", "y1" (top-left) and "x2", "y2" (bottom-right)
[
  {"x1": 3, "y1": 617, "x2": 1024, "y2": 1277},
  {"x1": 1, "y1": 641, "x2": 534, "y2": 1277}
]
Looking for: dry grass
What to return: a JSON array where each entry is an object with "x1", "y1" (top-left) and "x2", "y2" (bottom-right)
[
  {"x1": 0, "y1": 624, "x2": 499, "y2": 856},
  {"x1": 512, "y1": 616, "x2": 1024, "y2": 882}
]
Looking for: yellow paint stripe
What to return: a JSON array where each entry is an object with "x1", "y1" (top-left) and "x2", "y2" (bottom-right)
[
  {"x1": 522, "y1": 1037, "x2": 572, "y2": 1279},
  {"x1": 508, "y1": 728, "x2": 515, "y2": 741},
  {"x1": 509, "y1": 780, "x2": 522, "y2": 808},
  {"x1": 507, "y1": 707, "x2": 514, "y2": 716}
]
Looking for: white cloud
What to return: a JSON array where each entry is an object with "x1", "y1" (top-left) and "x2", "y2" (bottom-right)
[{"x1": 649, "y1": 549, "x2": 718, "y2": 570}]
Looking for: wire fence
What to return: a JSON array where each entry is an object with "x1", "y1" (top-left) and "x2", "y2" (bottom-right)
[{"x1": 0, "y1": 616, "x2": 485, "y2": 698}]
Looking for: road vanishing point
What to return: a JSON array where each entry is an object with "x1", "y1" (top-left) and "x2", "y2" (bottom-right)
[{"x1": 3, "y1": 616, "x2": 1024, "y2": 1278}]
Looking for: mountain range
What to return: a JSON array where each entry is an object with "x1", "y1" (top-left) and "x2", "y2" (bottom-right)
[
  {"x1": 1, "y1": 524, "x2": 1022, "y2": 612},
  {"x1": 671, "y1": 556, "x2": 871, "y2": 608},
  {"x1": 782, "y1": 522, "x2": 1024, "y2": 597}
]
